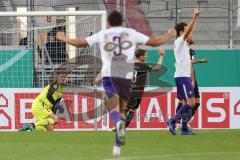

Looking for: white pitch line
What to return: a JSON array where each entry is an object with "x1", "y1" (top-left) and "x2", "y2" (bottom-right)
[{"x1": 103, "y1": 151, "x2": 240, "y2": 160}]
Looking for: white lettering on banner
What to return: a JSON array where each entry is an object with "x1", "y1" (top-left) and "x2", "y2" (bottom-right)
[
  {"x1": 236, "y1": 103, "x2": 240, "y2": 113},
  {"x1": 0, "y1": 112, "x2": 9, "y2": 126},
  {"x1": 0, "y1": 87, "x2": 239, "y2": 131},
  {"x1": 234, "y1": 100, "x2": 240, "y2": 115},
  {"x1": 207, "y1": 98, "x2": 226, "y2": 123},
  {"x1": 20, "y1": 99, "x2": 35, "y2": 123},
  {"x1": 144, "y1": 98, "x2": 164, "y2": 122},
  {"x1": 81, "y1": 98, "x2": 102, "y2": 124},
  {"x1": 0, "y1": 93, "x2": 10, "y2": 128},
  {"x1": 0, "y1": 96, "x2": 7, "y2": 106}
]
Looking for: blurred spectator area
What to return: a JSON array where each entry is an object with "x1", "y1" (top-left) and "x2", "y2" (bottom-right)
[{"x1": 0, "y1": 0, "x2": 239, "y2": 87}]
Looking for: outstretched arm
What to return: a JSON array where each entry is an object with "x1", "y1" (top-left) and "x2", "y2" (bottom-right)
[
  {"x1": 183, "y1": 6, "x2": 200, "y2": 40},
  {"x1": 151, "y1": 49, "x2": 165, "y2": 71},
  {"x1": 146, "y1": 28, "x2": 176, "y2": 47},
  {"x1": 56, "y1": 32, "x2": 89, "y2": 47},
  {"x1": 192, "y1": 58, "x2": 208, "y2": 64}
]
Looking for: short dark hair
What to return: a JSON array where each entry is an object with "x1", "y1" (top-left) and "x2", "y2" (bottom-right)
[
  {"x1": 56, "y1": 68, "x2": 67, "y2": 75},
  {"x1": 48, "y1": 31, "x2": 55, "y2": 38},
  {"x1": 135, "y1": 49, "x2": 146, "y2": 58},
  {"x1": 175, "y1": 22, "x2": 187, "y2": 37},
  {"x1": 107, "y1": 10, "x2": 123, "y2": 26}
]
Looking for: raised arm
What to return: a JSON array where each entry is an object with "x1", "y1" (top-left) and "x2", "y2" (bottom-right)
[
  {"x1": 56, "y1": 32, "x2": 89, "y2": 47},
  {"x1": 183, "y1": 6, "x2": 200, "y2": 40},
  {"x1": 151, "y1": 49, "x2": 165, "y2": 71},
  {"x1": 146, "y1": 28, "x2": 176, "y2": 47}
]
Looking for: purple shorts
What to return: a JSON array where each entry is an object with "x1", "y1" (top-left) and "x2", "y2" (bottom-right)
[
  {"x1": 175, "y1": 77, "x2": 195, "y2": 100},
  {"x1": 102, "y1": 77, "x2": 131, "y2": 101}
]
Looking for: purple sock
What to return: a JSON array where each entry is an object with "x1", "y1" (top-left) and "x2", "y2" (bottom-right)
[
  {"x1": 110, "y1": 111, "x2": 122, "y2": 147},
  {"x1": 115, "y1": 132, "x2": 121, "y2": 147},
  {"x1": 174, "y1": 104, "x2": 191, "y2": 127},
  {"x1": 182, "y1": 113, "x2": 189, "y2": 131},
  {"x1": 176, "y1": 102, "x2": 183, "y2": 113},
  {"x1": 110, "y1": 111, "x2": 122, "y2": 125}
]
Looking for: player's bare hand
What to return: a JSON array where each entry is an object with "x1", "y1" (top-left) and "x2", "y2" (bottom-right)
[
  {"x1": 56, "y1": 32, "x2": 66, "y2": 41},
  {"x1": 200, "y1": 58, "x2": 208, "y2": 63},
  {"x1": 194, "y1": 6, "x2": 200, "y2": 17},
  {"x1": 168, "y1": 28, "x2": 176, "y2": 37},
  {"x1": 55, "y1": 105, "x2": 65, "y2": 114},
  {"x1": 159, "y1": 49, "x2": 165, "y2": 56}
]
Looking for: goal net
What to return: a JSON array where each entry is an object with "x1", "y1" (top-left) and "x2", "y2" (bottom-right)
[{"x1": 0, "y1": 11, "x2": 108, "y2": 131}]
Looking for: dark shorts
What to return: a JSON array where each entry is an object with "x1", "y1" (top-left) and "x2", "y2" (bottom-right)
[
  {"x1": 127, "y1": 89, "x2": 144, "y2": 109},
  {"x1": 102, "y1": 77, "x2": 131, "y2": 101},
  {"x1": 175, "y1": 77, "x2": 195, "y2": 100}
]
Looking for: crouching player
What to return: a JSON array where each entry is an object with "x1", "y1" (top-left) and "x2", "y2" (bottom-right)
[
  {"x1": 125, "y1": 49, "x2": 165, "y2": 127},
  {"x1": 19, "y1": 69, "x2": 67, "y2": 131}
]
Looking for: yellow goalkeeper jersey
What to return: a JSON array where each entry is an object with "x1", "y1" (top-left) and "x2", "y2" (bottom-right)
[{"x1": 35, "y1": 81, "x2": 63, "y2": 110}]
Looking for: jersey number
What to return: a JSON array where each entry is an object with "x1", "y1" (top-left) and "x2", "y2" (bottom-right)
[
  {"x1": 132, "y1": 70, "x2": 137, "y2": 83},
  {"x1": 113, "y1": 36, "x2": 122, "y2": 56}
]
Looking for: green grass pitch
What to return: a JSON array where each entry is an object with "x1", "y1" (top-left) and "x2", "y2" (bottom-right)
[{"x1": 0, "y1": 130, "x2": 240, "y2": 160}]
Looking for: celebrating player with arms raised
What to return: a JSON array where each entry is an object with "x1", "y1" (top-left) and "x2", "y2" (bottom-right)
[
  {"x1": 176, "y1": 33, "x2": 208, "y2": 126},
  {"x1": 19, "y1": 69, "x2": 67, "y2": 132},
  {"x1": 167, "y1": 6, "x2": 200, "y2": 135},
  {"x1": 56, "y1": 10, "x2": 176, "y2": 156}
]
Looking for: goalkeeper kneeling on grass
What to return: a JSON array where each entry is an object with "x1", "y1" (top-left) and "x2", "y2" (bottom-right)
[{"x1": 19, "y1": 69, "x2": 67, "y2": 132}]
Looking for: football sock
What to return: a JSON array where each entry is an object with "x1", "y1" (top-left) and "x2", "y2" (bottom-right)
[
  {"x1": 191, "y1": 103, "x2": 200, "y2": 118},
  {"x1": 175, "y1": 102, "x2": 183, "y2": 123},
  {"x1": 125, "y1": 111, "x2": 135, "y2": 127},
  {"x1": 174, "y1": 104, "x2": 191, "y2": 130},
  {"x1": 110, "y1": 111, "x2": 122, "y2": 125},
  {"x1": 110, "y1": 111, "x2": 122, "y2": 147},
  {"x1": 115, "y1": 132, "x2": 121, "y2": 147},
  {"x1": 176, "y1": 102, "x2": 183, "y2": 113}
]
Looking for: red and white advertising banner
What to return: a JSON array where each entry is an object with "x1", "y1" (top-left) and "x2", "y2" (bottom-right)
[{"x1": 0, "y1": 87, "x2": 239, "y2": 131}]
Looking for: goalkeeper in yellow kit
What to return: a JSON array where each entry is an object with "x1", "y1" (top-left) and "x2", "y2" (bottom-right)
[{"x1": 19, "y1": 69, "x2": 67, "y2": 131}]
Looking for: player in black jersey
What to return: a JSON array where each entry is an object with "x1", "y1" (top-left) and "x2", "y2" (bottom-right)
[
  {"x1": 175, "y1": 34, "x2": 208, "y2": 124},
  {"x1": 124, "y1": 49, "x2": 165, "y2": 127}
]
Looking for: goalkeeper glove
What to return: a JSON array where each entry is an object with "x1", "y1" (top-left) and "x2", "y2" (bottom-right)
[{"x1": 54, "y1": 105, "x2": 65, "y2": 114}]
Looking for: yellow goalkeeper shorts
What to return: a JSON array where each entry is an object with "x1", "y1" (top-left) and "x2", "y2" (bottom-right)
[{"x1": 32, "y1": 99, "x2": 53, "y2": 121}]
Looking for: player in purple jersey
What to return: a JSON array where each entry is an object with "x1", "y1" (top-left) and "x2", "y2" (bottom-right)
[
  {"x1": 167, "y1": 7, "x2": 200, "y2": 135},
  {"x1": 57, "y1": 10, "x2": 176, "y2": 155},
  {"x1": 175, "y1": 34, "x2": 208, "y2": 126}
]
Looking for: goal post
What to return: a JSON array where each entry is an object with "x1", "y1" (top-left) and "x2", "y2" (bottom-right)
[
  {"x1": 238, "y1": 0, "x2": 240, "y2": 27},
  {"x1": 0, "y1": 10, "x2": 107, "y2": 30},
  {"x1": 0, "y1": 10, "x2": 107, "y2": 131}
]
